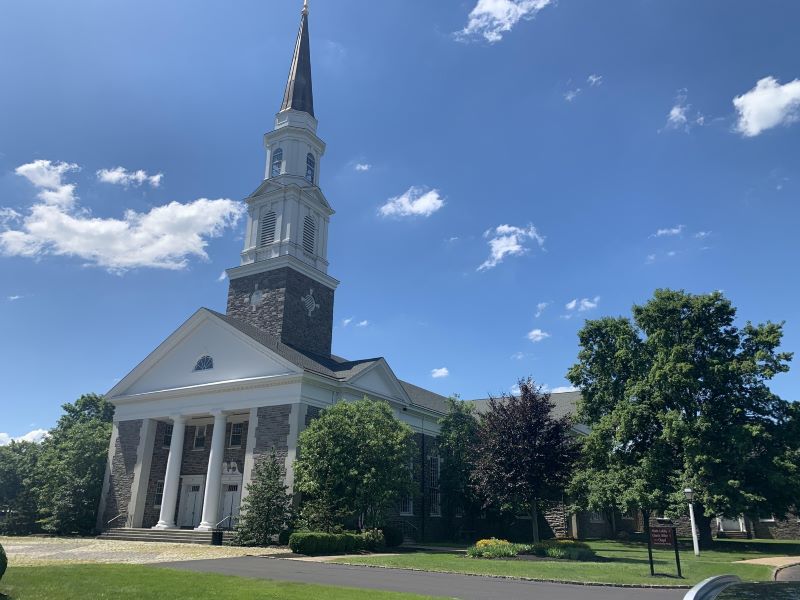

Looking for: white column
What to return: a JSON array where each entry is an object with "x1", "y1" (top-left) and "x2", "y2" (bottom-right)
[
  {"x1": 153, "y1": 415, "x2": 186, "y2": 530},
  {"x1": 197, "y1": 412, "x2": 227, "y2": 531}
]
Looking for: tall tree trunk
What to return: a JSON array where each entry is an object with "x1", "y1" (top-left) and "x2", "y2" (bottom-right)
[{"x1": 530, "y1": 498, "x2": 541, "y2": 544}]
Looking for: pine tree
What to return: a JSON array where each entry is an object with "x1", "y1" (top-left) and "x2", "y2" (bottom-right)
[{"x1": 234, "y1": 452, "x2": 293, "y2": 547}]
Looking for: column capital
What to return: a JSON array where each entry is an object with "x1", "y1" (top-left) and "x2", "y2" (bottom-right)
[
  {"x1": 169, "y1": 414, "x2": 187, "y2": 424},
  {"x1": 209, "y1": 410, "x2": 228, "y2": 418}
]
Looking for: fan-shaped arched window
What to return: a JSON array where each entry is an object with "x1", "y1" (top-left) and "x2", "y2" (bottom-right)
[
  {"x1": 260, "y1": 211, "x2": 277, "y2": 247},
  {"x1": 270, "y1": 148, "x2": 283, "y2": 178},
  {"x1": 305, "y1": 153, "x2": 316, "y2": 183},
  {"x1": 193, "y1": 355, "x2": 214, "y2": 372},
  {"x1": 302, "y1": 216, "x2": 316, "y2": 254}
]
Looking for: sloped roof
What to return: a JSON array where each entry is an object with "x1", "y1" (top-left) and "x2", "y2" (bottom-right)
[
  {"x1": 469, "y1": 391, "x2": 583, "y2": 422},
  {"x1": 208, "y1": 309, "x2": 449, "y2": 414},
  {"x1": 281, "y1": 7, "x2": 314, "y2": 116}
]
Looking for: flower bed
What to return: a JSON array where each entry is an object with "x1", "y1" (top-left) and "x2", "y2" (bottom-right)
[{"x1": 466, "y1": 538, "x2": 596, "y2": 561}]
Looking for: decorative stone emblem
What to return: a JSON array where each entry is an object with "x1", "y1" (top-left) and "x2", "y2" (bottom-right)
[
  {"x1": 301, "y1": 288, "x2": 319, "y2": 317},
  {"x1": 250, "y1": 283, "x2": 265, "y2": 311}
]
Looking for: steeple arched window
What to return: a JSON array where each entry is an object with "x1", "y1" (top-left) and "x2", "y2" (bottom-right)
[
  {"x1": 302, "y1": 215, "x2": 316, "y2": 254},
  {"x1": 305, "y1": 153, "x2": 316, "y2": 183},
  {"x1": 259, "y1": 211, "x2": 277, "y2": 247},
  {"x1": 270, "y1": 148, "x2": 283, "y2": 178}
]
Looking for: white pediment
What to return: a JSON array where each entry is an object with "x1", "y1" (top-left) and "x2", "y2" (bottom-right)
[
  {"x1": 110, "y1": 310, "x2": 301, "y2": 398},
  {"x1": 347, "y1": 361, "x2": 410, "y2": 404}
]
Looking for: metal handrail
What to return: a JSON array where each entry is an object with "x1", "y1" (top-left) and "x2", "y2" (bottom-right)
[
  {"x1": 105, "y1": 513, "x2": 126, "y2": 528},
  {"x1": 215, "y1": 515, "x2": 234, "y2": 530}
]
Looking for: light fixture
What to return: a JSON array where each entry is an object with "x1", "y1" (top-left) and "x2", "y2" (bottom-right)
[{"x1": 684, "y1": 487, "x2": 694, "y2": 502}]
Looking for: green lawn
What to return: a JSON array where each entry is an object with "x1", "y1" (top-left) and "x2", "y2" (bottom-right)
[
  {"x1": 334, "y1": 539, "x2": 800, "y2": 587},
  {"x1": 0, "y1": 564, "x2": 436, "y2": 600}
]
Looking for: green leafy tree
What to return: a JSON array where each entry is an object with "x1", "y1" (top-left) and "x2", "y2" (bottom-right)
[
  {"x1": 234, "y1": 451, "x2": 293, "y2": 546},
  {"x1": 568, "y1": 289, "x2": 797, "y2": 547},
  {"x1": 34, "y1": 394, "x2": 114, "y2": 534},
  {"x1": 438, "y1": 397, "x2": 481, "y2": 535},
  {"x1": 0, "y1": 441, "x2": 41, "y2": 534},
  {"x1": 294, "y1": 398, "x2": 414, "y2": 531},
  {"x1": 471, "y1": 379, "x2": 580, "y2": 543}
]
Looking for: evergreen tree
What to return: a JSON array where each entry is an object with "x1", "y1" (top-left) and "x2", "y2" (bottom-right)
[{"x1": 234, "y1": 451, "x2": 293, "y2": 547}]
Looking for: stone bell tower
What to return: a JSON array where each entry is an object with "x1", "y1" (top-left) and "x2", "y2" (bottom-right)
[{"x1": 226, "y1": 0, "x2": 337, "y2": 357}]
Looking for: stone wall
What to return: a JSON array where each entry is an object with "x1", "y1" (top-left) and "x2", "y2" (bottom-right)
[
  {"x1": 305, "y1": 405, "x2": 321, "y2": 427},
  {"x1": 749, "y1": 515, "x2": 800, "y2": 539},
  {"x1": 102, "y1": 419, "x2": 142, "y2": 528},
  {"x1": 252, "y1": 406, "x2": 292, "y2": 469},
  {"x1": 141, "y1": 421, "x2": 171, "y2": 529},
  {"x1": 226, "y1": 267, "x2": 334, "y2": 356}
]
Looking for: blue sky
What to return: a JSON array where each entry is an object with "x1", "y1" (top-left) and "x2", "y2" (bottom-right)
[{"x1": 1, "y1": 0, "x2": 799, "y2": 441}]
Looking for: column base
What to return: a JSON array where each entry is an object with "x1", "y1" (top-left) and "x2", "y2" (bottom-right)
[
  {"x1": 152, "y1": 521, "x2": 178, "y2": 530},
  {"x1": 195, "y1": 523, "x2": 215, "y2": 532}
]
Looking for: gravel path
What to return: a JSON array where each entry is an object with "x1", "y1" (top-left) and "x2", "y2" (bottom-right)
[{"x1": 0, "y1": 536, "x2": 288, "y2": 566}]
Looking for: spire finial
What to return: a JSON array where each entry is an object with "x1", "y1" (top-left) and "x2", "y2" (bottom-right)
[
  {"x1": 280, "y1": 0, "x2": 315, "y2": 116},
  {"x1": 302, "y1": 0, "x2": 308, "y2": 16}
]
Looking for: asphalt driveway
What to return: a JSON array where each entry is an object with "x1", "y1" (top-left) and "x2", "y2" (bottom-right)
[{"x1": 159, "y1": 556, "x2": 687, "y2": 600}]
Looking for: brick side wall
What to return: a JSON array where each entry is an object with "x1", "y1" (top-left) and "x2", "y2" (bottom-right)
[
  {"x1": 102, "y1": 419, "x2": 142, "y2": 528},
  {"x1": 252, "y1": 406, "x2": 292, "y2": 470},
  {"x1": 226, "y1": 267, "x2": 334, "y2": 356}
]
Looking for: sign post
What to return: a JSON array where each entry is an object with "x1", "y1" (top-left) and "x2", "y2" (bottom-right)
[{"x1": 650, "y1": 525, "x2": 682, "y2": 578}]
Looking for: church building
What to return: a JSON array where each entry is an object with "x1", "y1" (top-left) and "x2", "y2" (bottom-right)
[{"x1": 97, "y1": 2, "x2": 454, "y2": 539}]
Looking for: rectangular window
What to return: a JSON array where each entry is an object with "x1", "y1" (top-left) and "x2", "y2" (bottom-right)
[
  {"x1": 154, "y1": 481, "x2": 164, "y2": 507},
  {"x1": 193, "y1": 425, "x2": 206, "y2": 450},
  {"x1": 399, "y1": 495, "x2": 414, "y2": 516},
  {"x1": 229, "y1": 423, "x2": 243, "y2": 448},
  {"x1": 589, "y1": 511, "x2": 605, "y2": 523},
  {"x1": 427, "y1": 456, "x2": 441, "y2": 517},
  {"x1": 454, "y1": 505, "x2": 464, "y2": 518},
  {"x1": 162, "y1": 424, "x2": 173, "y2": 448}
]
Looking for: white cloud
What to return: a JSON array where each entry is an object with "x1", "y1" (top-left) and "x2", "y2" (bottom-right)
[
  {"x1": 733, "y1": 76, "x2": 800, "y2": 137},
  {"x1": 564, "y1": 89, "x2": 581, "y2": 102},
  {"x1": 15, "y1": 160, "x2": 80, "y2": 208},
  {"x1": 342, "y1": 317, "x2": 354, "y2": 327},
  {"x1": 7, "y1": 295, "x2": 23, "y2": 301},
  {"x1": 646, "y1": 254, "x2": 656, "y2": 264},
  {"x1": 356, "y1": 320, "x2": 369, "y2": 327},
  {"x1": 2, "y1": 159, "x2": 244, "y2": 272},
  {"x1": 0, "y1": 428, "x2": 49, "y2": 446},
  {"x1": 535, "y1": 301, "x2": 549, "y2": 318},
  {"x1": 511, "y1": 351, "x2": 525, "y2": 360},
  {"x1": 456, "y1": 0, "x2": 553, "y2": 43},
  {"x1": 694, "y1": 231, "x2": 711, "y2": 239},
  {"x1": 527, "y1": 328, "x2": 550, "y2": 342},
  {"x1": 354, "y1": 163, "x2": 372, "y2": 172},
  {"x1": 379, "y1": 187, "x2": 445, "y2": 218},
  {"x1": 587, "y1": 74, "x2": 603, "y2": 87},
  {"x1": 217, "y1": 271, "x2": 228, "y2": 282},
  {"x1": 652, "y1": 224, "x2": 685, "y2": 238},
  {"x1": 97, "y1": 166, "x2": 163, "y2": 188},
  {"x1": 565, "y1": 296, "x2": 600, "y2": 312},
  {"x1": 431, "y1": 367, "x2": 450, "y2": 379},
  {"x1": 667, "y1": 250, "x2": 677, "y2": 257},
  {"x1": 478, "y1": 223, "x2": 545, "y2": 271},
  {"x1": 663, "y1": 89, "x2": 704, "y2": 132}
]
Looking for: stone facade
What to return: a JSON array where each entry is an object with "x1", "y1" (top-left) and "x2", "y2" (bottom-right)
[
  {"x1": 750, "y1": 514, "x2": 800, "y2": 539},
  {"x1": 102, "y1": 419, "x2": 142, "y2": 528},
  {"x1": 226, "y1": 268, "x2": 334, "y2": 356},
  {"x1": 305, "y1": 405, "x2": 321, "y2": 427},
  {"x1": 252, "y1": 405, "x2": 292, "y2": 466}
]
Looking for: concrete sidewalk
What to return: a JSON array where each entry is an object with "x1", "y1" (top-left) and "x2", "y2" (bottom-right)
[{"x1": 158, "y1": 556, "x2": 687, "y2": 600}]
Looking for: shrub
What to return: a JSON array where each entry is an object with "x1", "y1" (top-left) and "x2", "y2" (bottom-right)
[
  {"x1": 521, "y1": 539, "x2": 596, "y2": 561},
  {"x1": 381, "y1": 525, "x2": 404, "y2": 548},
  {"x1": 0, "y1": 541, "x2": 6, "y2": 582},
  {"x1": 288, "y1": 530, "x2": 386, "y2": 556},
  {"x1": 467, "y1": 538, "x2": 521, "y2": 559}
]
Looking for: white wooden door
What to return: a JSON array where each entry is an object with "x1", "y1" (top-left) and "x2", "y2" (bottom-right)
[
  {"x1": 179, "y1": 483, "x2": 204, "y2": 528},
  {"x1": 220, "y1": 483, "x2": 241, "y2": 529}
]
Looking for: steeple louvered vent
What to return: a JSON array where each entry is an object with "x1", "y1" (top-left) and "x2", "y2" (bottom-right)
[
  {"x1": 302, "y1": 216, "x2": 316, "y2": 254},
  {"x1": 260, "y1": 211, "x2": 277, "y2": 247}
]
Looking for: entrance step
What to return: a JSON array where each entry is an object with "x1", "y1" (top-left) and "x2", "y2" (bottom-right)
[
  {"x1": 718, "y1": 531, "x2": 749, "y2": 539},
  {"x1": 98, "y1": 528, "x2": 235, "y2": 545}
]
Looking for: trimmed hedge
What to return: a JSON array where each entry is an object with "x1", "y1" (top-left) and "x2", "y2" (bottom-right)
[
  {"x1": 0, "y1": 541, "x2": 6, "y2": 582},
  {"x1": 288, "y1": 530, "x2": 386, "y2": 556}
]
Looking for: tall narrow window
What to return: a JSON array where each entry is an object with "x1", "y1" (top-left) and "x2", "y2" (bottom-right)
[
  {"x1": 194, "y1": 425, "x2": 207, "y2": 450},
  {"x1": 427, "y1": 456, "x2": 441, "y2": 517},
  {"x1": 154, "y1": 481, "x2": 164, "y2": 507},
  {"x1": 270, "y1": 148, "x2": 283, "y2": 178},
  {"x1": 305, "y1": 153, "x2": 316, "y2": 183},
  {"x1": 162, "y1": 423, "x2": 173, "y2": 448},
  {"x1": 229, "y1": 423, "x2": 243, "y2": 448},
  {"x1": 302, "y1": 216, "x2": 316, "y2": 254},
  {"x1": 260, "y1": 211, "x2": 277, "y2": 247}
]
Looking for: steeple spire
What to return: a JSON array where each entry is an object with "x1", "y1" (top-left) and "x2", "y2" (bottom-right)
[{"x1": 281, "y1": 0, "x2": 314, "y2": 117}]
